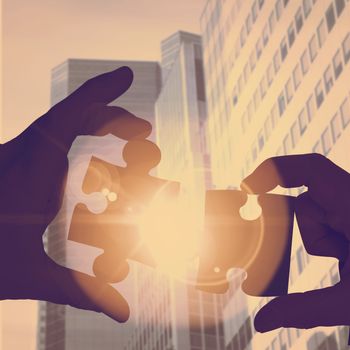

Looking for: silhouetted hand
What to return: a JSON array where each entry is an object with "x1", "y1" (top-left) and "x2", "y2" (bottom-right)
[
  {"x1": 0, "y1": 67, "x2": 151, "y2": 322},
  {"x1": 242, "y1": 154, "x2": 350, "y2": 332}
]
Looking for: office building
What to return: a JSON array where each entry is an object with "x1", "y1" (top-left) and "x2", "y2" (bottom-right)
[
  {"x1": 38, "y1": 59, "x2": 162, "y2": 350},
  {"x1": 122, "y1": 31, "x2": 225, "y2": 350},
  {"x1": 201, "y1": 0, "x2": 350, "y2": 349}
]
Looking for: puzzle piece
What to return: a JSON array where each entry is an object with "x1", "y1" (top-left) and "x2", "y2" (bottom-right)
[
  {"x1": 68, "y1": 139, "x2": 180, "y2": 283},
  {"x1": 196, "y1": 190, "x2": 295, "y2": 297}
]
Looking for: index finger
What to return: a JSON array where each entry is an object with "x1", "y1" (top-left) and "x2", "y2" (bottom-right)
[
  {"x1": 56, "y1": 66, "x2": 134, "y2": 111},
  {"x1": 241, "y1": 153, "x2": 344, "y2": 194}
]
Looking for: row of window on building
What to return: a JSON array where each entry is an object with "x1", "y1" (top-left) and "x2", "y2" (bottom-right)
[
  {"x1": 240, "y1": 0, "x2": 347, "y2": 135},
  {"x1": 312, "y1": 96, "x2": 350, "y2": 156},
  {"x1": 242, "y1": 30, "x2": 350, "y2": 178},
  {"x1": 232, "y1": 0, "x2": 293, "y2": 110}
]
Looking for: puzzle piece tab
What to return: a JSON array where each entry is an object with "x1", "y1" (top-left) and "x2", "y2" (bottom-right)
[
  {"x1": 68, "y1": 139, "x2": 180, "y2": 283},
  {"x1": 196, "y1": 190, "x2": 295, "y2": 297}
]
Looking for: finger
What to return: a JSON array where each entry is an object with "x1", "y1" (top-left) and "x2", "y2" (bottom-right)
[
  {"x1": 295, "y1": 192, "x2": 348, "y2": 261},
  {"x1": 48, "y1": 264, "x2": 130, "y2": 323},
  {"x1": 93, "y1": 254, "x2": 130, "y2": 283},
  {"x1": 57, "y1": 66, "x2": 134, "y2": 110},
  {"x1": 241, "y1": 153, "x2": 350, "y2": 207},
  {"x1": 241, "y1": 153, "x2": 315, "y2": 193},
  {"x1": 254, "y1": 281, "x2": 350, "y2": 332},
  {"x1": 80, "y1": 104, "x2": 151, "y2": 139}
]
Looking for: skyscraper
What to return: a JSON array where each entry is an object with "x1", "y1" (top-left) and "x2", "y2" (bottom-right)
[
  {"x1": 122, "y1": 31, "x2": 225, "y2": 350},
  {"x1": 201, "y1": 0, "x2": 350, "y2": 349},
  {"x1": 38, "y1": 59, "x2": 162, "y2": 350}
]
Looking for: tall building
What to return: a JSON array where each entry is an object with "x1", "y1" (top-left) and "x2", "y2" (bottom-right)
[
  {"x1": 201, "y1": 0, "x2": 350, "y2": 349},
  {"x1": 38, "y1": 59, "x2": 162, "y2": 350},
  {"x1": 122, "y1": 31, "x2": 225, "y2": 350}
]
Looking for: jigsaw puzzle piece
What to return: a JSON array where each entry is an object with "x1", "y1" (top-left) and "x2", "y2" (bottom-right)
[
  {"x1": 196, "y1": 190, "x2": 295, "y2": 296},
  {"x1": 68, "y1": 139, "x2": 180, "y2": 283}
]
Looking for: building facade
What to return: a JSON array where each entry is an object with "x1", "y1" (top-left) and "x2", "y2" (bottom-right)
[
  {"x1": 122, "y1": 31, "x2": 225, "y2": 350},
  {"x1": 38, "y1": 59, "x2": 162, "y2": 350},
  {"x1": 201, "y1": 0, "x2": 350, "y2": 349}
]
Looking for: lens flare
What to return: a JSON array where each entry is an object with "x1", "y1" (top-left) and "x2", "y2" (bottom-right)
[{"x1": 138, "y1": 187, "x2": 202, "y2": 279}]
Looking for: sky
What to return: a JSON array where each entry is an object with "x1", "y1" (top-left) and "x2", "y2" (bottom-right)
[
  {"x1": 1, "y1": 0, "x2": 206, "y2": 348},
  {"x1": 2, "y1": 0, "x2": 206, "y2": 142}
]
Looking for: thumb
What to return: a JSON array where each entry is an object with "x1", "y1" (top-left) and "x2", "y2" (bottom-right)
[
  {"x1": 48, "y1": 264, "x2": 130, "y2": 323},
  {"x1": 254, "y1": 280, "x2": 350, "y2": 332}
]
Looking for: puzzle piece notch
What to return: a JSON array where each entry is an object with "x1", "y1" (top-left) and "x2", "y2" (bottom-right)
[
  {"x1": 68, "y1": 139, "x2": 180, "y2": 283},
  {"x1": 196, "y1": 190, "x2": 294, "y2": 297}
]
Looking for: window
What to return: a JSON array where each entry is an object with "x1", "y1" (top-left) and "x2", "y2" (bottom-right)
[
  {"x1": 302, "y1": 0, "x2": 312, "y2": 18},
  {"x1": 291, "y1": 121, "x2": 300, "y2": 146},
  {"x1": 313, "y1": 141, "x2": 321, "y2": 153},
  {"x1": 308, "y1": 34, "x2": 318, "y2": 62},
  {"x1": 295, "y1": 7, "x2": 303, "y2": 33},
  {"x1": 252, "y1": 1, "x2": 258, "y2": 22},
  {"x1": 340, "y1": 98, "x2": 350, "y2": 127},
  {"x1": 246, "y1": 14, "x2": 253, "y2": 34},
  {"x1": 258, "y1": 129, "x2": 265, "y2": 150},
  {"x1": 288, "y1": 23, "x2": 295, "y2": 47},
  {"x1": 274, "y1": 51, "x2": 281, "y2": 73},
  {"x1": 269, "y1": 11, "x2": 276, "y2": 33},
  {"x1": 267, "y1": 63, "x2": 274, "y2": 86},
  {"x1": 306, "y1": 94, "x2": 316, "y2": 120},
  {"x1": 263, "y1": 24, "x2": 269, "y2": 46},
  {"x1": 298, "y1": 108, "x2": 308, "y2": 134},
  {"x1": 260, "y1": 76, "x2": 267, "y2": 98},
  {"x1": 249, "y1": 51, "x2": 256, "y2": 71},
  {"x1": 233, "y1": 86, "x2": 238, "y2": 105},
  {"x1": 283, "y1": 134, "x2": 292, "y2": 154},
  {"x1": 275, "y1": 0, "x2": 283, "y2": 20},
  {"x1": 240, "y1": 26, "x2": 247, "y2": 47},
  {"x1": 315, "y1": 80, "x2": 324, "y2": 108},
  {"x1": 333, "y1": 49, "x2": 343, "y2": 79},
  {"x1": 293, "y1": 63, "x2": 302, "y2": 90},
  {"x1": 317, "y1": 20, "x2": 327, "y2": 48},
  {"x1": 300, "y1": 49, "x2": 310, "y2": 75},
  {"x1": 296, "y1": 246, "x2": 305, "y2": 273},
  {"x1": 278, "y1": 92, "x2": 286, "y2": 116},
  {"x1": 342, "y1": 33, "x2": 350, "y2": 64},
  {"x1": 280, "y1": 37, "x2": 288, "y2": 61},
  {"x1": 256, "y1": 38, "x2": 263, "y2": 59},
  {"x1": 285, "y1": 79, "x2": 293, "y2": 103},
  {"x1": 330, "y1": 264, "x2": 340, "y2": 284},
  {"x1": 251, "y1": 141, "x2": 258, "y2": 161},
  {"x1": 323, "y1": 65, "x2": 334, "y2": 93},
  {"x1": 321, "y1": 127, "x2": 332, "y2": 155},
  {"x1": 335, "y1": 0, "x2": 345, "y2": 16},
  {"x1": 326, "y1": 4, "x2": 336, "y2": 32},
  {"x1": 331, "y1": 112, "x2": 342, "y2": 141}
]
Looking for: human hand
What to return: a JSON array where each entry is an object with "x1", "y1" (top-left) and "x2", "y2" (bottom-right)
[
  {"x1": 242, "y1": 154, "x2": 350, "y2": 332},
  {"x1": 0, "y1": 67, "x2": 151, "y2": 322}
]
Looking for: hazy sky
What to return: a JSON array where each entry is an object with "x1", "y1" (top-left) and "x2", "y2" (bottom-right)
[
  {"x1": 1, "y1": 1, "x2": 206, "y2": 348},
  {"x1": 2, "y1": 0, "x2": 206, "y2": 141}
]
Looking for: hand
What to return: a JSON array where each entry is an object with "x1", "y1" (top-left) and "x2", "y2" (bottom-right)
[
  {"x1": 0, "y1": 67, "x2": 151, "y2": 322},
  {"x1": 242, "y1": 154, "x2": 350, "y2": 332}
]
